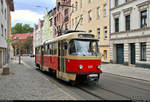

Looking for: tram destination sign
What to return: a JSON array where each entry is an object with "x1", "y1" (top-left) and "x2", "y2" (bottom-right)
[{"x1": 78, "y1": 34, "x2": 95, "y2": 39}]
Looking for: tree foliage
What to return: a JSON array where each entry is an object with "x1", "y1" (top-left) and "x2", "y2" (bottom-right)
[
  {"x1": 12, "y1": 36, "x2": 33, "y2": 55},
  {"x1": 12, "y1": 23, "x2": 33, "y2": 35}
]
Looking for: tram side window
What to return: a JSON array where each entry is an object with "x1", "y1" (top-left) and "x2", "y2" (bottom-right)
[
  {"x1": 52, "y1": 43, "x2": 54, "y2": 55},
  {"x1": 44, "y1": 45, "x2": 47, "y2": 55},
  {"x1": 69, "y1": 40, "x2": 76, "y2": 55},
  {"x1": 50, "y1": 44, "x2": 53, "y2": 55},
  {"x1": 54, "y1": 43, "x2": 57, "y2": 55},
  {"x1": 47, "y1": 44, "x2": 50, "y2": 54},
  {"x1": 49, "y1": 43, "x2": 57, "y2": 55},
  {"x1": 35, "y1": 48, "x2": 38, "y2": 54},
  {"x1": 36, "y1": 48, "x2": 40, "y2": 54}
]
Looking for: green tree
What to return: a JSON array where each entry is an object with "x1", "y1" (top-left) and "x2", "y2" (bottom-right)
[
  {"x1": 12, "y1": 23, "x2": 33, "y2": 35},
  {"x1": 24, "y1": 36, "x2": 33, "y2": 54},
  {"x1": 22, "y1": 24, "x2": 33, "y2": 33}
]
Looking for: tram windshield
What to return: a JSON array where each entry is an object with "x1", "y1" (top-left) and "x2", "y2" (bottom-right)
[{"x1": 69, "y1": 39, "x2": 100, "y2": 56}]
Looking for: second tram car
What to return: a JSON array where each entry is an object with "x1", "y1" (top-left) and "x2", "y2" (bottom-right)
[{"x1": 35, "y1": 31, "x2": 102, "y2": 84}]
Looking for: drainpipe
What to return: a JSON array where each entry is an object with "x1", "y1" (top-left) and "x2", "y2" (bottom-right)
[{"x1": 109, "y1": 0, "x2": 112, "y2": 63}]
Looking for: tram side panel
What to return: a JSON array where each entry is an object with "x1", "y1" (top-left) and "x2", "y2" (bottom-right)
[
  {"x1": 36, "y1": 55, "x2": 41, "y2": 65},
  {"x1": 43, "y1": 55, "x2": 59, "y2": 71}
]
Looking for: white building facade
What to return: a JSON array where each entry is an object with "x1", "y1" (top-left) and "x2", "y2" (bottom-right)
[
  {"x1": 33, "y1": 9, "x2": 54, "y2": 55},
  {"x1": 0, "y1": 0, "x2": 14, "y2": 68},
  {"x1": 110, "y1": 0, "x2": 150, "y2": 67},
  {"x1": 33, "y1": 20, "x2": 44, "y2": 55},
  {"x1": 42, "y1": 9, "x2": 54, "y2": 44}
]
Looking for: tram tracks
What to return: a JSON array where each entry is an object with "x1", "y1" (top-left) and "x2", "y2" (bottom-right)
[
  {"x1": 38, "y1": 70, "x2": 104, "y2": 100},
  {"x1": 77, "y1": 83, "x2": 132, "y2": 100},
  {"x1": 22, "y1": 60, "x2": 142, "y2": 100},
  {"x1": 36, "y1": 69, "x2": 132, "y2": 100}
]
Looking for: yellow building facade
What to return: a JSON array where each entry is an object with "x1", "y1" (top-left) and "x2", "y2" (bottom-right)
[{"x1": 71, "y1": 0, "x2": 110, "y2": 62}]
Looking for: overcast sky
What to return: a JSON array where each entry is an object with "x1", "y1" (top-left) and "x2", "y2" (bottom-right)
[{"x1": 11, "y1": 0, "x2": 56, "y2": 27}]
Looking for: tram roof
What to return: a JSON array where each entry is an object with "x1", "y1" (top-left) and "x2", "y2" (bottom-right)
[{"x1": 44, "y1": 32, "x2": 97, "y2": 45}]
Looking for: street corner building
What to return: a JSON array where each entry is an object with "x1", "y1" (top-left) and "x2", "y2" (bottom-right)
[
  {"x1": 71, "y1": 0, "x2": 110, "y2": 63},
  {"x1": 110, "y1": 0, "x2": 150, "y2": 68},
  {"x1": 0, "y1": 0, "x2": 14, "y2": 68}
]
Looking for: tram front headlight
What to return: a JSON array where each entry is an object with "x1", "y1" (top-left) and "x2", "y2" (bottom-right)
[
  {"x1": 97, "y1": 65, "x2": 101, "y2": 69},
  {"x1": 79, "y1": 65, "x2": 83, "y2": 70}
]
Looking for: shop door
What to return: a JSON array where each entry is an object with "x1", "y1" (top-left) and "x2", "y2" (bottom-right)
[
  {"x1": 0, "y1": 50, "x2": 2, "y2": 68},
  {"x1": 130, "y1": 43, "x2": 136, "y2": 64},
  {"x1": 117, "y1": 44, "x2": 124, "y2": 64}
]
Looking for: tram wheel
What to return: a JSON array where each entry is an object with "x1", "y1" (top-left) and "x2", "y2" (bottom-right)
[
  {"x1": 35, "y1": 64, "x2": 40, "y2": 69},
  {"x1": 70, "y1": 81, "x2": 76, "y2": 86}
]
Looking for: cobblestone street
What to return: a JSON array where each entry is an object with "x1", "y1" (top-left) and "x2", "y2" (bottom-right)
[{"x1": 0, "y1": 60, "x2": 76, "y2": 100}]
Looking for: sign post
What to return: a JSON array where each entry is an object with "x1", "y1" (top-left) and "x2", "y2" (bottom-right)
[
  {"x1": 6, "y1": 39, "x2": 12, "y2": 68},
  {"x1": 3, "y1": 39, "x2": 12, "y2": 75}
]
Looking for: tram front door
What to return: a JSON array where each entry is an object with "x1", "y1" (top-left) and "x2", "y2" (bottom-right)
[{"x1": 58, "y1": 41, "x2": 66, "y2": 76}]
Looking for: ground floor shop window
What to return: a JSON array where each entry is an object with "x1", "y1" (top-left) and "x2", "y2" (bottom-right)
[{"x1": 141, "y1": 42, "x2": 146, "y2": 61}]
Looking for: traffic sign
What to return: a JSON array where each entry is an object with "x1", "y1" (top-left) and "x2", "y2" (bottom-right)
[{"x1": 6, "y1": 39, "x2": 12, "y2": 44}]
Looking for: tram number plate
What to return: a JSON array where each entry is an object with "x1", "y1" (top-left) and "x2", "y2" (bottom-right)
[
  {"x1": 88, "y1": 65, "x2": 93, "y2": 68},
  {"x1": 88, "y1": 74, "x2": 98, "y2": 78}
]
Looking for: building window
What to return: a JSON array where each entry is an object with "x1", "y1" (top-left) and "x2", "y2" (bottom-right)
[
  {"x1": 1, "y1": 24, "x2": 3, "y2": 36},
  {"x1": 1, "y1": 0, "x2": 3, "y2": 14},
  {"x1": 88, "y1": 0, "x2": 91, "y2": 3},
  {"x1": 88, "y1": 10, "x2": 92, "y2": 22},
  {"x1": 125, "y1": 0, "x2": 129, "y2": 3},
  {"x1": 5, "y1": 29, "x2": 6, "y2": 39},
  {"x1": 80, "y1": 15, "x2": 83, "y2": 25},
  {"x1": 104, "y1": 26, "x2": 107, "y2": 40},
  {"x1": 75, "y1": 17, "x2": 78, "y2": 25},
  {"x1": 50, "y1": 18, "x2": 53, "y2": 27},
  {"x1": 97, "y1": 28, "x2": 100, "y2": 39},
  {"x1": 72, "y1": 19, "x2": 74, "y2": 28},
  {"x1": 125, "y1": 15, "x2": 130, "y2": 31},
  {"x1": 115, "y1": 18, "x2": 119, "y2": 32},
  {"x1": 72, "y1": 4, "x2": 74, "y2": 13},
  {"x1": 54, "y1": 17, "x2": 56, "y2": 26},
  {"x1": 80, "y1": 0, "x2": 83, "y2": 8},
  {"x1": 97, "y1": 7, "x2": 100, "y2": 19},
  {"x1": 88, "y1": 30, "x2": 92, "y2": 33},
  {"x1": 5, "y1": 9, "x2": 6, "y2": 19},
  {"x1": 64, "y1": 8, "x2": 69, "y2": 22},
  {"x1": 141, "y1": 10, "x2": 147, "y2": 28},
  {"x1": 115, "y1": 0, "x2": 119, "y2": 7},
  {"x1": 104, "y1": 5, "x2": 107, "y2": 17},
  {"x1": 75, "y1": 2, "x2": 78, "y2": 11},
  {"x1": 141, "y1": 42, "x2": 146, "y2": 61},
  {"x1": 65, "y1": 23, "x2": 68, "y2": 30}
]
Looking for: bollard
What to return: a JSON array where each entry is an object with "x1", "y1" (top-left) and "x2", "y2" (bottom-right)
[
  {"x1": 19, "y1": 55, "x2": 21, "y2": 64},
  {"x1": 2, "y1": 67, "x2": 10, "y2": 75}
]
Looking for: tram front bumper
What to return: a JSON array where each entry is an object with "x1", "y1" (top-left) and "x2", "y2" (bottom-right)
[{"x1": 87, "y1": 74, "x2": 100, "y2": 81}]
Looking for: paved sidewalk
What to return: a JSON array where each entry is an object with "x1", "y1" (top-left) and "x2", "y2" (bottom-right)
[
  {"x1": 0, "y1": 60, "x2": 76, "y2": 100},
  {"x1": 102, "y1": 64, "x2": 150, "y2": 82}
]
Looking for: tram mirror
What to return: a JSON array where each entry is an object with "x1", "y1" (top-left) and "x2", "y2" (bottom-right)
[{"x1": 64, "y1": 42, "x2": 68, "y2": 50}]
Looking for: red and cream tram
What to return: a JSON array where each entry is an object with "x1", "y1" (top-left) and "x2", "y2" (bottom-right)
[{"x1": 35, "y1": 31, "x2": 102, "y2": 84}]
